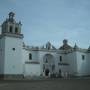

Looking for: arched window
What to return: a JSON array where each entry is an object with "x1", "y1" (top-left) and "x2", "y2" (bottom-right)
[
  {"x1": 82, "y1": 55, "x2": 85, "y2": 60},
  {"x1": 29, "y1": 53, "x2": 32, "y2": 60},
  {"x1": 60, "y1": 56, "x2": 62, "y2": 62},
  {"x1": 45, "y1": 58, "x2": 48, "y2": 63},
  {"x1": 15, "y1": 27, "x2": 18, "y2": 33},
  {"x1": 9, "y1": 26, "x2": 13, "y2": 33}
]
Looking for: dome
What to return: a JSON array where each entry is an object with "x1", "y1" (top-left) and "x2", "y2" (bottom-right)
[
  {"x1": 9, "y1": 12, "x2": 15, "y2": 18},
  {"x1": 59, "y1": 39, "x2": 72, "y2": 50}
]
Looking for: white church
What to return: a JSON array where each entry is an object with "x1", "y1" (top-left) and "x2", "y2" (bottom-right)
[{"x1": 0, "y1": 12, "x2": 90, "y2": 79}]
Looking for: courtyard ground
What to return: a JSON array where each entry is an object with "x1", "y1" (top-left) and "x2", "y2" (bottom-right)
[{"x1": 0, "y1": 78, "x2": 90, "y2": 90}]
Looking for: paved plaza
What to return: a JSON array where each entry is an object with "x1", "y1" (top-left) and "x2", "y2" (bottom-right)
[{"x1": 0, "y1": 78, "x2": 90, "y2": 90}]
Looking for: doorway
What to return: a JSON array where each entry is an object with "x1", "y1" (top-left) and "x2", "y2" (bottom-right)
[{"x1": 45, "y1": 69, "x2": 49, "y2": 76}]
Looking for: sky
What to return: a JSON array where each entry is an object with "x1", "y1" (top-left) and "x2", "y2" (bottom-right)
[{"x1": 0, "y1": 0, "x2": 90, "y2": 48}]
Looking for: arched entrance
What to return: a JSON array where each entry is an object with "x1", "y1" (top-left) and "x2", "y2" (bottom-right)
[{"x1": 43, "y1": 54, "x2": 55, "y2": 76}]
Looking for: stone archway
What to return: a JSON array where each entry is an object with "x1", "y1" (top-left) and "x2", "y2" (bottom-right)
[{"x1": 43, "y1": 54, "x2": 55, "y2": 76}]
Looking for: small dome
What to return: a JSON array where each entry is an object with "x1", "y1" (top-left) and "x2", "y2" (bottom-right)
[
  {"x1": 8, "y1": 12, "x2": 16, "y2": 23},
  {"x1": 63, "y1": 39, "x2": 68, "y2": 45},
  {"x1": 59, "y1": 39, "x2": 72, "y2": 50},
  {"x1": 9, "y1": 12, "x2": 15, "y2": 18}
]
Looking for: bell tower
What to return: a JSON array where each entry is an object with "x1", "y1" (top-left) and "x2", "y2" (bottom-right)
[
  {"x1": 0, "y1": 12, "x2": 24, "y2": 79},
  {"x1": 1, "y1": 12, "x2": 23, "y2": 38}
]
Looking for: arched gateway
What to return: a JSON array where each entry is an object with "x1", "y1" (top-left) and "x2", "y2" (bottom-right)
[{"x1": 43, "y1": 54, "x2": 55, "y2": 76}]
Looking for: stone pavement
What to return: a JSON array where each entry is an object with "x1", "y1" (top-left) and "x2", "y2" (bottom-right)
[{"x1": 0, "y1": 78, "x2": 90, "y2": 90}]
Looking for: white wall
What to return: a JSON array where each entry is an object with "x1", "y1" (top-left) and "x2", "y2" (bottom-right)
[
  {"x1": 67, "y1": 52, "x2": 77, "y2": 75},
  {"x1": 87, "y1": 53, "x2": 90, "y2": 74},
  {"x1": 57, "y1": 53, "x2": 69, "y2": 74},
  {"x1": 22, "y1": 48, "x2": 41, "y2": 76},
  {"x1": 24, "y1": 63, "x2": 40, "y2": 77},
  {"x1": 22, "y1": 49, "x2": 39, "y2": 63},
  {"x1": 57, "y1": 52, "x2": 77, "y2": 75},
  {"x1": 21, "y1": 48, "x2": 90, "y2": 76},
  {"x1": 76, "y1": 51, "x2": 88, "y2": 76},
  {"x1": 4, "y1": 36, "x2": 23, "y2": 74}
]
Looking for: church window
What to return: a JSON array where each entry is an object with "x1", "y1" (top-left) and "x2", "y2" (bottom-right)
[
  {"x1": 9, "y1": 26, "x2": 13, "y2": 33},
  {"x1": 29, "y1": 53, "x2": 32, "y2": 60},
  {"x1": 15, "y1": 27, "x2": 18, "y2": 33},
  {"x1": 82, "y1": 55, "x2": 85, "y2": 60},
  {"x1": 45, "y1": 58, "x2": 48, "y2": 63},
  {"x1": 60, "y1": 56, "x2": 62, "y2": 62}
]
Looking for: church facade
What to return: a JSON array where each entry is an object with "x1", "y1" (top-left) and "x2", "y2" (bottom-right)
[{"x1": 0, "y1": 12, "x2": 90, "y2": 79}]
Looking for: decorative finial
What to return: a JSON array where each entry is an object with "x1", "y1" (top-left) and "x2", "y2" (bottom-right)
[
  {"x1": 19, "y1": 21, "x2": 22, "y2": 25},
  {"x1": 74, "y1": 43, "x2": 79, "y2": 50},
  {"x1": 9, "y1": 12, "x2": 15, "y2": 19},
  {"x1": 46, "y1": 42, "x2": 51, "y2": 50},
  {"x1": 63, "y1": 39, "x2": 68, "y2": 45}
]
